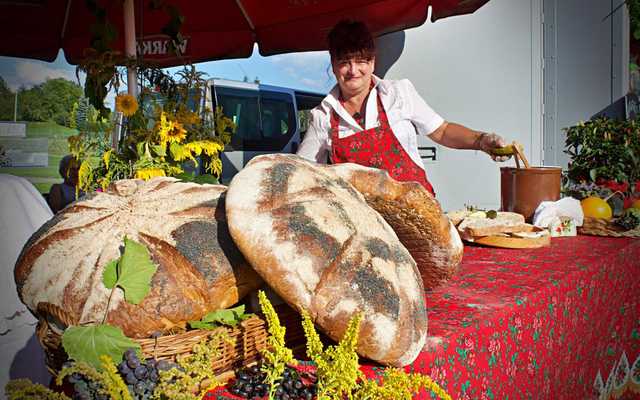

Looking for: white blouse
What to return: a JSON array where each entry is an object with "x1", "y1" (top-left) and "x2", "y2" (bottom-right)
[{"x1": 296, "y1": 76, "x2": 444, "y2": 171}]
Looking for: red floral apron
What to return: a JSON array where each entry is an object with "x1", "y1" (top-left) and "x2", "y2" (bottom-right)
[{"x1": 330, "y1": 94, "x2": 435, "y2": 195}]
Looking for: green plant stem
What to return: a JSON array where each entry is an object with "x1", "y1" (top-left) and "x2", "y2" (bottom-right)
[{"x1": 102, "y1": 285, "x2": 116, "y2": 324}]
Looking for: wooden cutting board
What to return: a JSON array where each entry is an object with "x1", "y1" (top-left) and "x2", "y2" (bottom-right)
[
  {"x1": 472, "y1": 234, "x2": 550, "y2": 249},
  {"x1": 467, "y1": 227, "x2": 551, "y2": 249}
]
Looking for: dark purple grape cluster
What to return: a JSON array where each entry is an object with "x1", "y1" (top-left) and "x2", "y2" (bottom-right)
[
  {"x1": 230, "y1": 364, "x2": 317, "y2": 400},
  {"x1": 117, "y1": 348, "x2": 162, "y2": 400},
  {"x1": 274, "y1": 366, "x2": 317, "y2": 400},
  {"x1": 62, "y1": 362, "x2": 109, "y2": 400},
  {"x1": 230, "y1": 364, "x2": 269, "y2": 398}
]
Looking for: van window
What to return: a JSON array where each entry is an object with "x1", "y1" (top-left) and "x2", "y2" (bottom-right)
[
  {"x1": 214, "y1": 87, "x2": 296, "y2": 151},
  {"x1": 253, "y1": 90, "x2": 296, "y2": 151},
  {"x1": 214, "y1": 87, "x2": 260, "y2": 151},
  {"x1": 297, "y1": 109, "x2": 312, "y2": 141},
  {"x1": 261, "y1": 91, "x2": 295, "y2": 141}
]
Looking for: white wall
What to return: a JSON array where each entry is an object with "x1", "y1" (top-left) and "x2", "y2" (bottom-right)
[
  {"x1": 543, "y1": 0, "x2": 628, "y2": 167},
  {"x1": 376, "y1": 0, "x2": 628, "y2": 211},
  {"x1": 376, "y1": 0, "x2": 543, "y2": 211},
  {"x1": 0, "y1": 122, "x2": 26, "y2": 137}
]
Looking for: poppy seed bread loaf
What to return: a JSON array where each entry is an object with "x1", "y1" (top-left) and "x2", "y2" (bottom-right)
[
  {"x1": 225, "y1": 154, "x2": 427, "y2": 366},
  {"x1": 328, "y1": 163, "x2": 464, "y2": 290}
]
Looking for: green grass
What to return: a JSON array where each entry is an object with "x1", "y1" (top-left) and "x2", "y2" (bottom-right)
[
  {"x1": 33, "y1": 182, "x2": 56, "y2": 193},
  {"x1": 26, "y1": 121, "x2": 77, "y2": 138},
  {"x1": 1, "y1": 122, "x2": 73, "y2": 193}
]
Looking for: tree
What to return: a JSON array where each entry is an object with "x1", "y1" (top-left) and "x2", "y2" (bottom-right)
[
  {"x1": 18, "y1": 84, "x2": 46, "y2": 121},
  {"x1": 0, "y1": 77, "x2": 15, "y2": 121},
  {"x1": 18, "y1": 78, "x2": 83, "y2": 126},
  {"x1": 44, "y1": 78, "x2": 83, "y2": 126}
]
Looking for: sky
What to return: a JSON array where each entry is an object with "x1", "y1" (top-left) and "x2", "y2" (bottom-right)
[{"x1": 0, "y1": 44, "x2": 335, "y2": 108}]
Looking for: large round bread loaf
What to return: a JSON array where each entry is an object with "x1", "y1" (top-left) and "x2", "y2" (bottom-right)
[
  {"x1": 14, "y1": 178, "x2": 262, "y2": 338},
  {"x1": 328, "y1": 163, "x2": 464, "y2": 290},
  {"x1": 225, "y1": 154, "x2": 427, "y2": 367}
]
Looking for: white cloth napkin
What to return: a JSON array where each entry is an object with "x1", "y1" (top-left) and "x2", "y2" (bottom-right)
[
  {"x1": 532, "y1": 197, "x2": 584, "y2": 228},
  {"x1": 0, "y1": 174, "x2": 53, "y2": 391}
]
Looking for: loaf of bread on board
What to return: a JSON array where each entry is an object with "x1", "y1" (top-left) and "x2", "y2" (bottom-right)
[{"x1": 457, "y1": 211, "x2": 530, "y2": 238}]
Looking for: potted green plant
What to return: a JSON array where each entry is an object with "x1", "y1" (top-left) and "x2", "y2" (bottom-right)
[{"x1": 563, "y1": 117, "x2": 640, "y2": 215}]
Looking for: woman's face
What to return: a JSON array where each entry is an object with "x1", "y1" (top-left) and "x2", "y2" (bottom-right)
[{"x1": 332, "y1": 55, "x2": 375, "y2": 96}]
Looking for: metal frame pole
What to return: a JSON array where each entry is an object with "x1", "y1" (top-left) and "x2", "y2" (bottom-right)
[{"x1": 124, "y1": 0, "x2": 137, "y2": 97}]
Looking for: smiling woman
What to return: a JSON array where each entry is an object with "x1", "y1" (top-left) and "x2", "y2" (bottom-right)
[{"x1": 296, "y1": 19, "x2": 512, "y2": 199}]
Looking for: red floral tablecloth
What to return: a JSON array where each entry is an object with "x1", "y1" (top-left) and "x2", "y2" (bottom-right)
[{"x1": 207, "y1": 236, "x2": 640, "y2": 400}]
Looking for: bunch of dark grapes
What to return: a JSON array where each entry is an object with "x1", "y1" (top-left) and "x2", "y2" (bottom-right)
[
  {"x1": 274, "y1": 366, "x2": 316, "y2": 400},
  {"x1": 117, "y1": 348, "x2": 164, "y2": 400},
  {"x1": 230, "y1": 364, "x2": 317, "y2": 400},
  {"x1": 229, "y1": 364, "x2": 268, "y2": 398},
  {"x1": 62, "y1": 362, "x2": 109, "y2": 400}
]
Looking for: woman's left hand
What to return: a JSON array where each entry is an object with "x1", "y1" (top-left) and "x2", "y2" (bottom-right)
[{"x1": 478, "y1": 132, "x2": 511, "y2": 162}]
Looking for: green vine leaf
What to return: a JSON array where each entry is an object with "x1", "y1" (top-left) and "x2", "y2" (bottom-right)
[
  {"x1": 101, "y1": 237, "x2": 157, "y2": 305},
  {"x1": 102, "y1": 259, "x2": 118, "y2": 289},
  {"x1": 188, "y1": 304, "x2": 252, "y2": 330},
  {"x1": 62, "y1": 325, "x2": 140, "y2": 371}
]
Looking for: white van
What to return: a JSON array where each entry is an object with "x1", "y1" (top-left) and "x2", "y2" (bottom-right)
[{"x1": 204, "y1": 79, "x2": 325, "y2": 183}]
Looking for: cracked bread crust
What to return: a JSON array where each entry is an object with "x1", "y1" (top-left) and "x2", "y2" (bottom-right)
[{"x1": 225, "y1": 154, "x2": 427, "y2": 367}]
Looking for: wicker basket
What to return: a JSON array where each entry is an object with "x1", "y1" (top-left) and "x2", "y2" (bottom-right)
[
  {"x1": 35, "y1": 302, "x2": 268, "y2": 377},
  {"x1": 579, "y1": 217, "x2": 640, "y2": 238}
]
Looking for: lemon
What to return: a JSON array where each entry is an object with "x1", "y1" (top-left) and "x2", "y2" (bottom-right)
[{"x1": 581, "y1": 196, "x2": 613, "y2": 220}]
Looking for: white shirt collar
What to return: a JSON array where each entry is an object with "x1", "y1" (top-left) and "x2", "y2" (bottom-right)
[{"x1": 323, "y1": 75, "x2": 383, "y2": 130}]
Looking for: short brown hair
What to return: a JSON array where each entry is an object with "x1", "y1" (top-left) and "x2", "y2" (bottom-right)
[{"x1": 327, "y1": 20, "x2": 376, "y2": 62}]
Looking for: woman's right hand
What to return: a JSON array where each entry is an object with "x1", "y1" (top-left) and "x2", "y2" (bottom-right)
[{"x1": 477, "y1": 132, "x2": 511, "y2": 162}]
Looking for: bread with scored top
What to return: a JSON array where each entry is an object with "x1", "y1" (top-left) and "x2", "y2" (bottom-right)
[{"x1": 14, "y1": 178, "x2": 262, "y2": 338}]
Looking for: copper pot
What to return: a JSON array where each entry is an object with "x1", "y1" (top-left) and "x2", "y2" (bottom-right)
[{"x1": 500, "y1": 166, "x2": 562, "y2": 222}]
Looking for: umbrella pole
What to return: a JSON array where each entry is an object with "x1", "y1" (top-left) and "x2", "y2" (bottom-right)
[{"x1": 124, "y1": 0, "x2": 137, "y2": 97}]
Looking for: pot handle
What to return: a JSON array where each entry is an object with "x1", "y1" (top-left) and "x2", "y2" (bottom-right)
[{"x1": 512, "y1": 141, "x2": 530, "y2": 169}]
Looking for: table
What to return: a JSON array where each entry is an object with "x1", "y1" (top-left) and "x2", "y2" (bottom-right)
[{"x1": 206, "y1": 236, "x2": 640, "y2": 399}]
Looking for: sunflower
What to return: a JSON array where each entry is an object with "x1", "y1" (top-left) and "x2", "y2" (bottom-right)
[
  {"x1": 157, "y1": 112, "x2": 187, "y2": 144},
  {"x1": 166, "y1": 120, "x2": 187, "y2": 143},
  {"x1": 135, "y1": 168, "x2": 166, "y2": 180},
  {"x1": 115, "y1": 94, "x2": 138, "y2": 117}
]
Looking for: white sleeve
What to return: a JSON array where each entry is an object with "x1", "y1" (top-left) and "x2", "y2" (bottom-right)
[
  {"x1": 296, "y1": 109, "x2": 330, "y2": 163},
  {"x1": 403, "y1": 79, "x2": 445, "y2": 136}
]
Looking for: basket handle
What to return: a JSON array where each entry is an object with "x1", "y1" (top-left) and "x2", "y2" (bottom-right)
[{"x1": 37, "y1": 302, "x2": 79, "y2": 327}]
